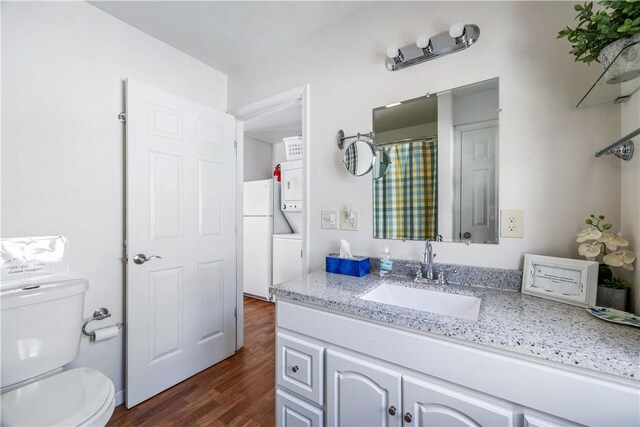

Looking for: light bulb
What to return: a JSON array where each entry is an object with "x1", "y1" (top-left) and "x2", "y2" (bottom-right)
[
  {"x1": 386, "y1": 46, "x2": 400, "y2": 59},
  {"x1": 385, "y1": 58, "x2": 396, "y2": 71},
  {"x1": 416, "y1": 34, "x2": 431, "y2": 49},
  {"x1": 449, "y1": 23, "x2": 465, "y2": 38}
]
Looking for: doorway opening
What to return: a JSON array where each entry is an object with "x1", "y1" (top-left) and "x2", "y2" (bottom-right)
[{"x1": 234, "y1": 85, "x2": 310, "y2": 349}]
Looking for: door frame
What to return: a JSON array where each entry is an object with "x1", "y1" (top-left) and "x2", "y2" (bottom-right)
[{"x1": 233, "y1": 84, "x2": 310, "y2": 349}]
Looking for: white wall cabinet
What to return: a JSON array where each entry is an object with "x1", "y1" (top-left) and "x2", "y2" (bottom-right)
[{"x1": 326, "y1": 349, "x2": 402, "y2": 427}]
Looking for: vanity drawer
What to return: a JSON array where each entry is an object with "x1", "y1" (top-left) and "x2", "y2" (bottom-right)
[
  {"x1": 277, "y1": 332, "x2": 324, "y2": 405},
  {"x1": 276, "y1": 389, "x2": 324, "y2": 427}
]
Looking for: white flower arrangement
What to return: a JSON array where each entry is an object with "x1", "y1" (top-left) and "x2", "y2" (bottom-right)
[{"x1": 576, "y1": 215, "x2": 636, "y2": 286}]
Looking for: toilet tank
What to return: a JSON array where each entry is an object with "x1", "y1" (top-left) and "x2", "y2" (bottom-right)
[{"x1": 0, "y1": 277, "x2": 88, "y2": 388}]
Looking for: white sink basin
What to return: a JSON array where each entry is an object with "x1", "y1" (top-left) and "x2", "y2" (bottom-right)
[{"x1": 360, "y1": 284, "x2": 481, "y2": 321}]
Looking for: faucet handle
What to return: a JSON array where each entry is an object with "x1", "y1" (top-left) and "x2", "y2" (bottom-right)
[{"x1": 407, "y1": 264, "x2": 422, "y2": 279}]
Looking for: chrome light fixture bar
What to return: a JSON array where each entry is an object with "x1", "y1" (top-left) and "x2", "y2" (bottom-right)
[{"x1": 385, "y1": 24, "x2": 480, "y2": 72}]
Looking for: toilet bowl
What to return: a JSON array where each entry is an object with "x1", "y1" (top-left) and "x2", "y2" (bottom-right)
[
  {"x1": 1, "y1": 276, "x2": 115, "y2": 426},
  {"x1": 1, "y1": 367, "x2": 115, "y2": 427}
]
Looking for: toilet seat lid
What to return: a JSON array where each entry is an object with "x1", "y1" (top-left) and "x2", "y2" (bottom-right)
[{"x1": 1, "y1": 367, "x2": 114, "y2": 427}]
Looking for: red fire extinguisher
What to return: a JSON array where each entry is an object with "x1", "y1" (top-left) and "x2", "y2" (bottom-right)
[{"x1": 273, "y1": 164, "x2": 281, "y2": 182}]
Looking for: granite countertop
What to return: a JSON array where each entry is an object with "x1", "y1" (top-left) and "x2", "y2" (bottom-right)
[{"x1": 270, "y1": 271, "x2": 640, "y2": 380}]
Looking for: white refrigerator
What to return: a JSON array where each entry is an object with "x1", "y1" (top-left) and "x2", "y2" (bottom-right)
[{"x1": 243, "y1": 179, "x2": 291, "y2": 299}]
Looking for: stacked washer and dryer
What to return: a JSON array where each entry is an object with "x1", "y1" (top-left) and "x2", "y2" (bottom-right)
[{"x1": 273, "y1": 158, "x2": 303, "y2": 286}]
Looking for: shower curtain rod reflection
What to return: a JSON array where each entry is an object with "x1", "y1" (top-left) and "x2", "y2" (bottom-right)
[{"x1": 374, "y1": 134, "x2": 438, "y2": 147}]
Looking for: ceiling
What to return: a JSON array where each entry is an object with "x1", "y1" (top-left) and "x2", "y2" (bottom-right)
[
  {"x1": 90, "y1": 1, "x2": 373, "y2": 73},
  {"x1": 244, "y1": 104, "x2": 302, "y2": 144}
]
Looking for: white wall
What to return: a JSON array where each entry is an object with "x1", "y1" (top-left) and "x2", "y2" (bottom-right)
[
  {"x1": 273, "y1": 142, "x2": 287, "y2": 169},
  {"x1": 1, "y1": 1, "x2": 227, "y2": 400},
  {"x1": 620, "y1": 95, "x2": 640, "y2": 313},
  {"x1": 244, "y1": 136, "x2": 272, "y2": 181},
  {"x1": 229, "y1": 1, "x2": 621, "y2": 273}
]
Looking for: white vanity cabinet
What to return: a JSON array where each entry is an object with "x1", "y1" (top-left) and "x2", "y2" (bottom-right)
[
  {"x1": 275, "y1": 300, "x2": 640, "y2": 427},
  {"x1": 326, "y1": 349, "x2": 402, "y2": 427}
]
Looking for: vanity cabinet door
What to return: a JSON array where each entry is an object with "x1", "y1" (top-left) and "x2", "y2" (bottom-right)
[
  {"x1": 403, "y1": 375, "x2": 516, "y2": 427},
  {"x1": 326, "y1": 349, "x2": 402, "y2": 427},
  {"x1": 523, "y1": 412, "x2": 582, "y2": 427}
]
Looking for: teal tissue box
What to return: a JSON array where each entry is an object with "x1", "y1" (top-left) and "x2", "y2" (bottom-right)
[{"x1": 326, "y1": 255, "x2": 370, "y2": 277}]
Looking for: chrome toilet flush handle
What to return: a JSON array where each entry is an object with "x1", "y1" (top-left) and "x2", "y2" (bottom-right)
[{"x1": 133, "y1": 254, "x2": 162, "y2": 265}]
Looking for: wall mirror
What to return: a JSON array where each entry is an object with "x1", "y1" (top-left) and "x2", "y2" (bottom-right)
[{"x1": 372, "y1": 78, "x2": 499, "y2": 244}]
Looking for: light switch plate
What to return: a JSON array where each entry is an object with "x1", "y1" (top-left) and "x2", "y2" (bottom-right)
[
  {"x1": 321, "y1": 210, "x2": 338, "y2": 229},
  {"x1": 500, "y1": 209, "x2": 524, "y2": 238},
  {"x1": 341, "y1": 210, "x2": 359, "y2": 231}
]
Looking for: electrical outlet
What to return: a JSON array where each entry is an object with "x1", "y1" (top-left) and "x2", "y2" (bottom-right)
[
  {"x1": 341, "y1": 210, "x2": 359, "y2": 231},
  {"x1": 321, "y1": 210, "x2": 338, "y2": 229},
  {"x1": 500, "y1": 209, "x2": 524, "y2": 238}
]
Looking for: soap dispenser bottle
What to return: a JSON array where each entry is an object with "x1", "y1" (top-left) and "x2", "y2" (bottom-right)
[{"x1": 380, "y1": 246, "x2": 393, "y2": 277}]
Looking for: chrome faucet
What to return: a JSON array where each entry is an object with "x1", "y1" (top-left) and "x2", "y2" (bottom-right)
[
  {"x1": 417, "y1": 236, "x2": 446, "y2": 284},
  {"x1": 421, "y1": 240, "x2": 436, "y2": 280}
]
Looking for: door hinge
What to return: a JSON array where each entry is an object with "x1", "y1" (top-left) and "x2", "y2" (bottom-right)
[
  {"x1": 234, "y1": 224, "x2": 237, "y2": 234},
  {"x1": 234, "y1": 140, "x2": 237, "y2": 150},
  {"x1": 301, "y1": 249, "x2": 303, "y2": 258},
  {"x1": 122, "y1": 239, "x2": 128, "y2": 263},
  {"x1": 234, "y1": 308, "x2": 237, "y2": 318},
  {"x1": 118, "y1": 112, "x2": 127, "y2": 123}
]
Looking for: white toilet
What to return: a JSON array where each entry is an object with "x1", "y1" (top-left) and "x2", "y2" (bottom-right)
[{"x1": 1, "y1": 276, "x2": 115, "y2": 426}]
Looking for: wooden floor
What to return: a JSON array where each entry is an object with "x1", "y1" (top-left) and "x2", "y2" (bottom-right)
[{"x1": 108, "y1": 297, "x2": 276, "y2": 426}]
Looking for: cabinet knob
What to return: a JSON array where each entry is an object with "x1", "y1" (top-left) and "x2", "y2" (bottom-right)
[
  {"x1": 291, "y1": 365, "x2": 299, "y2": 373},
  {"x1": 404, "y1": 413, "x2": 413, "y2": 423},
  {"x1": 388, "y1": 406, "x2": 396, "y2": 416}
]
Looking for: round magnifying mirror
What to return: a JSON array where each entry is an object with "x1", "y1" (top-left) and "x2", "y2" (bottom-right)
[
  {"x1": 373, "y1": 147, "x2": 391, "y2": 179},
  {"x1": 343, "y1": 139, "x2": 376, "y2": 176}
]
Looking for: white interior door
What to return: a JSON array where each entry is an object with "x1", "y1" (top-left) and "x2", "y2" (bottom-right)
[
  {"x1": 454, "y1": 121, "x2": 498, "y2": 243},
  {"x1": 125, "y1": 79, "x2": 237, "y2": 408}
]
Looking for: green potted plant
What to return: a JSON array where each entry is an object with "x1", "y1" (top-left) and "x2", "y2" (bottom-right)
[
  {"x1": 576, "y1": 214, "x2": 636, "y2": 310},
  {"x1": 558, "y1": 1, "x2": 640, "y2": 68}
]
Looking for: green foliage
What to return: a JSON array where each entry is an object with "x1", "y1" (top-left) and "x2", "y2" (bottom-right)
[
  {"x1": 601, "y1": 276, "x2": 630, "y2": 289},
  {"x1": 558, "y1": 0, "x2": 640, "y2": 63}
]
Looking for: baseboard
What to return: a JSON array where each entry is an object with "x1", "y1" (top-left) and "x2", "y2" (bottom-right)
[{"x1": 115, "y1": 389, "x2": 125, "y2": 406}]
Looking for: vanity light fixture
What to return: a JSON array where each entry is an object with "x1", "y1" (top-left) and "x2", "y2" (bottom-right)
[{"x1": 385, "y1": 23, "x2": 480, "y2": 71}]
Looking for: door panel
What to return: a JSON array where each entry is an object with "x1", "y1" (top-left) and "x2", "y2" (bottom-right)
[
  {"x1": 403, "y1": 375, "x2": 515, "y2": 427},
  {"x1": 326, "y1": 349, "x2": 402, "y2": 427},
  {"x1": 126, "y1": 79, "x2": 237, "y2": 407}
]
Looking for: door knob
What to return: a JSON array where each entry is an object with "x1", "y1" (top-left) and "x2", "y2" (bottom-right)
[
  {"x1": 133, "y1": 254, "x2": 162, "y2": 265},
  {"x1": 404, "y1": 412, "x2": 413, "y2": 423},
  {"x1": 463, "y1": 231, "x2": 472, "y2": 239},
  {"x1": 388, "y1": 406, "x2": 396, "y2": 416},
  {"x1": 291, "y1": 365, "x2": 299, "y2": 373}
]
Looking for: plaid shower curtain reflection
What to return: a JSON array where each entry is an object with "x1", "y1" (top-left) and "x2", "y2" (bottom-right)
[
  {"x1": 373, "y1": 138, "x2": 438, "y2": 240},
  {"x1": 344, "y1": 142, "x2": 358, "y2": 175}
]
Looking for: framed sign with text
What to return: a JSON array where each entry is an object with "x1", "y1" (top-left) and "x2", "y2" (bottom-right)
[{"x1": 522, "y1": 254, "x2": 598, "y2": 307}]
